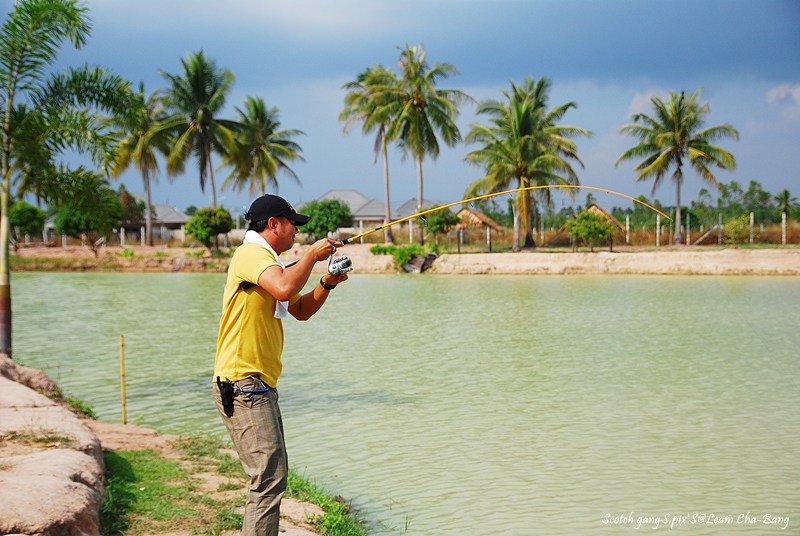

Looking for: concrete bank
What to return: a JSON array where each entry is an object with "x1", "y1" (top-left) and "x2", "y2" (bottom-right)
[
  {"x1": 0, "y1": 355, "x2": 104, "y2": 536},
  {"x1": 10, "y1": 244, "x2": 800, "y2": 275},
  {"x1": 431, "y1": 248, "x2": 800, "y2": 275}
]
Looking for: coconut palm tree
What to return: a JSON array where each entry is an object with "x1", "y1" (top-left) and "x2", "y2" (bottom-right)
[
  {"x1": 616, "y1": 89, "x2": 739, "y2": 244},
  {"x1": 220, "y1": 95, "x2": 304, "y2": 196},
  {"x1": 160, "y1": 50, "x2": 235, "y2": 207},
  {"x1": 110, "y1": 83, "x2": 181, "y2": 245},
  {"x1": 0, "y1": 0, "x2": 132, "y2": 356},
  {"x1": 339, "y1": 65, "x2": 400, "y2": 243},
  {"x1": 465, "y1": 77, "x2": 590, "y2": 251},
  {"x1": 383, "y1": 44, "x2": 472, "y2": 243},
  {"x1": 774, "y1": 189, "x2": 797, "y2": 218}
]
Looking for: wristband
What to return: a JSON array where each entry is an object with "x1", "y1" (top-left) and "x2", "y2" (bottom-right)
[{"x1": 319, "y1": 276, "x2": 336, "y2": 290}]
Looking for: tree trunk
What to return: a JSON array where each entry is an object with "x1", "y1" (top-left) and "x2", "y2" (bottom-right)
[
  {"x1": 144, "y1": 168, "x2": 153, "y2": 247},
  {"x1": 382, "y1": 138, "x2": 394, "y2": 244},
  {"x1": 674, "y1": 179, "x2": 683, "y2": 244},
  {"x1": 512, "y1": 190, "x2": 521, "y2": 252},
  {"x1": 416, "y1": 155, "x2": 424, "y2": 245},
  {"x1": 0, "y1": 173, "x2": 11, "y2": 357},
  {"x1": 2, "y1": 90, "x2": 14, "y2": 356},
  {"x1": 207, "y1": 147, "x2": 218, "y2": 208}
]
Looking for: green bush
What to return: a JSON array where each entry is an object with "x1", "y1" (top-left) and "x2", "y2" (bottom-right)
[
  {"x1": 186, "y1": 207, "x2": 233, "y2": 250},
  {"x1": 723, "y1": 214, "x2": 751, "y2": 246},
  {"x1": 565, "y1": 212, "x2": 613, "y2": 252},
  {"x1": 9, "y1": 200, "x2": 46, "y2": 240},
  {"x1": 301, "y1": 199, "x2": 353, "y2": 240},
  {"x1": 370, "y1": 243, "x2": 433, "y2": 268}
]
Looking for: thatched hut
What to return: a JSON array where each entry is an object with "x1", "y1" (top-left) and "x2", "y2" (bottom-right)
[
  {"x1": 549, "y1": 204, "x2": 626, "y2": 249},
  {"x1": 455, "y1": 208, "x2": 504, "y2": 232}
]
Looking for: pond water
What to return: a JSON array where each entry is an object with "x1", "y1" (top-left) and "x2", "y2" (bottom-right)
[{"x1": 12, "y1": 272, "x2": 800, "y2": 534}]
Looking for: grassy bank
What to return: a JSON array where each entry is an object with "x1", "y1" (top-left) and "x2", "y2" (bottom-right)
[
  {"x1": 102, "y1": 434, "x2": 366, "y2": 536},
  {"x1": 10, "y1": 250, "x2": 231, "y2": 272}
]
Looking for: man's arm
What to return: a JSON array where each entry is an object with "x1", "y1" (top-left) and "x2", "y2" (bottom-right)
[
  {"x1": 257, "y1": 238, "x2": 341, "y2": 301},
  {"x1": 289, "y1": 272, "x2": 348, "y2": 321}
]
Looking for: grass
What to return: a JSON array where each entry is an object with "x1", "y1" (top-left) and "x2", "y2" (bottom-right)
[
  {"x1": 101, "y1": 433, "x2": 367, "y2": 536},
  {"x1": 63, "y1": 394, "x2": 98, "y2": 419},
  {"x1": 287, "y1": 468, "x2": 368, "y2": 536},
  {"x1": 3, "y1": 428, "x2": 76, "y2": 447},
  {"x1": 370, "y1": 243, "x2": 439, "y2": 268},
  {"x1": 102, "y1": 449, "x2": 239, "y2": 536}
]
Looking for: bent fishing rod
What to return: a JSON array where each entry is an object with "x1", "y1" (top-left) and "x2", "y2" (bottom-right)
[{"x1": 340, "y1": 184, "x2": 671, "y2": 245}]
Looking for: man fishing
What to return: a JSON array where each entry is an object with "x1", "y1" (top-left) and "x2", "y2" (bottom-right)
[{"x1": 213, "y1": 193, "x2": 348, "y2": 535}]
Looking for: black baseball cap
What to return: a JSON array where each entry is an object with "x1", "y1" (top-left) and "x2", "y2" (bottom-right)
[{"x1": 244, "y1": 194, "x2": 310, "y2": 226}]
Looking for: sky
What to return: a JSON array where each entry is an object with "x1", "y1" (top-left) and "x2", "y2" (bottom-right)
[{"x1": 7, "y1": 0, "x2": 800, "y2": 215}]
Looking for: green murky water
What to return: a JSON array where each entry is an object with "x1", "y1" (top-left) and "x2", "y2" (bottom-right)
[{"x1": 12, "y1": 272, "x2": 800, "y2": 534}]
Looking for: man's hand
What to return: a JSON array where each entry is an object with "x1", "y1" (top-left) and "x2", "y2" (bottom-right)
[
  {"x1": 321, "y1": 271, "x2": 349, "y2": 287},
  {"x1": 308, "y1": 238, "x2": 343, "y2": 262}
]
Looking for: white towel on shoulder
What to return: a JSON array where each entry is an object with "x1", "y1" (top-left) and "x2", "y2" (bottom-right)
[{"x1": 243, "y1": 230, "x2": 288, "y2": 319}]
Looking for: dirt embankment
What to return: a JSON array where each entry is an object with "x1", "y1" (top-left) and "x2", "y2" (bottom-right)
[{"x1": 11, "y1": 243, "x2": 800, "y2": 275}]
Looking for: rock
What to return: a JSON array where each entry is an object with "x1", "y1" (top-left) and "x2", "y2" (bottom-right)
[
  {"x1": 0, "y1": 373, "x2": 105, "y2": 536},
  {"x1": 0, "y1": 378, "x2": 101, "y2": 460},
  {"x1": 0, "y1": 450, "x2": 104, "y2": 536},
  {"x1": 0, "y1": 353, "x2": 60, "y2": 396}
]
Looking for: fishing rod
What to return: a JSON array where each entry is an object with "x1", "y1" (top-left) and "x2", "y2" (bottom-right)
[{"x1": 340, "y1": 184, "x2": 671, "y2": 245}]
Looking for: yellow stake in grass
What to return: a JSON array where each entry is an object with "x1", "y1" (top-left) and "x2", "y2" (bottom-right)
[{"x1": 341, "y1": 184, "x2": 671, "y2": 244}]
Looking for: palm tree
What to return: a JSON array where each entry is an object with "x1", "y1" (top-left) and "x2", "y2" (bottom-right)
[
  {"x1": 339, "y1": 65, "x2": 400, "y2": 243},
  {"x1": 465, "y1": 77, "x2": 590, "y2": 251},
  {"x1": 383, "y1": 44, "x2": 472, "y2": 243},
  {"x1": 110, "y1": 83, "x2": 181, "y2": 246},
  {"x1": 0, "y1": 0, "x2": 132, "y2": 356},
  {"x1": 220, "y1": 96, "x2": 305, "y2": 196},
  {"x1": 616, "y1": 89, "x2": 739, "y2": 244},
  {"x1": 774, "y1": 189, "x2": 797, "y2": 217},
  {"x1": 160, "y1": 50, "x2": 235, "y2": 207}
]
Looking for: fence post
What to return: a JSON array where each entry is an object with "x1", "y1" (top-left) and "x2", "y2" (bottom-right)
[
  {"x1": 686, "y1": 212, "x2": 691, "y2": 245},
  {"x1": 141, "y1": 226, "x2": 145, "y2": 247},
  {"x1": 62, "y1": 233, "x2": 67, "y2": 248},
  {"x1": 120, "y1": 228, "x2": 125, "y2": 248},
  {"x1": 749, "y1": 212, "x2": 754, "y2": 244},
  {"x1": 625, "y1": 215, "x2": 630, "y2": 244},
  {"x1": 458, "y1": 228, "x2": 464, "y2": 253},
  {"x1": 656, "y1": 215, "x2": 661, "y2": 247},
  {"x1": 782, "y1": 212, "x2": 787, "y2": 245},
  {"x1": 718, "y1": 213, "x2": 723, "y2": 244},
  {"x1": 486, "y1": 225, "x2": 492, "y2": 253},
  {"x1": 409, "y1": 221, "x2": 413, "y2": 244}
]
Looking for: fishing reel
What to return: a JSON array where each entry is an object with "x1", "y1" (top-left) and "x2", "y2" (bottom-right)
[{"x1": 328, "y1": 256, "x2": 353, "y2": 275}]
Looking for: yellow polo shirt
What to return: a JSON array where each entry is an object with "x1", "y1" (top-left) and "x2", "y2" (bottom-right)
[{"x1": 213, "y1": 243, "x2": 301, "y2": 387}]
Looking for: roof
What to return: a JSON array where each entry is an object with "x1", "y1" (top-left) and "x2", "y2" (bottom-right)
[
  {"x1": 153, "y1": 204, "x2": 190, "y2": 225},
  {"x1": 455, "y1": 208, "x2": 504, "y2": 232},
  {"x1": 315, "y1": 189, "x2": 370, "y2": 212},
  {"x1": 585, "y1": 204, "x2": 625, "y2": 231},
  {"x1": 394, "y1": 198, "x2": 445, "y2": 218},
  {"x1": 353, "y1": 198, "x2": 394, "y2": 219},
  {"x1": 551, "y1": 203, "x2": 626, "y2": 240},
  {"x1": 130, "y1": 193, "x2": 189, "y2": 224}
]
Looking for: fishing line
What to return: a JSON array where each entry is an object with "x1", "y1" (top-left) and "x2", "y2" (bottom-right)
[{"x1": 341, "y1": 184, "x2": 670, "y2": 245}]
